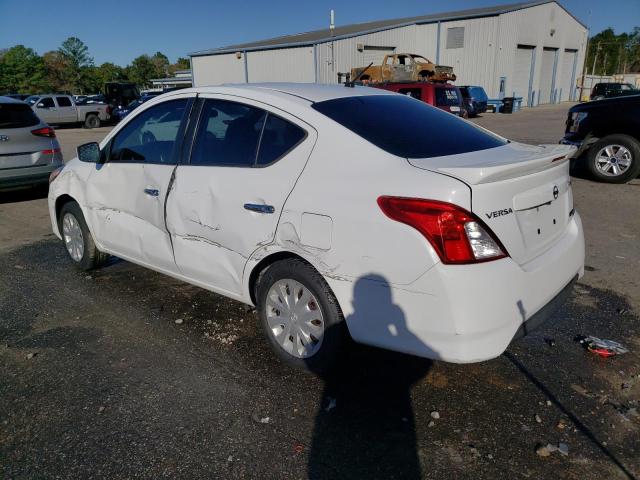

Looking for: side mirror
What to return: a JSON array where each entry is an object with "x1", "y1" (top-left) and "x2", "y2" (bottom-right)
[{"x1": 77, "y1": 142, "x2": 101, "y2": 163}]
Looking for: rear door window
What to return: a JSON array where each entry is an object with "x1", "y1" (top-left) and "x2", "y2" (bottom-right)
[
  {"x1": 56, "y1": 96, "x2": 72, "y2": 107},
  {"x1": 190, "y1": 99, "x2": 266, "y2": 167},
  {"x1": 37, "y1": 98, "x2": 55, "y2": 108},
  {"x1": 256, "y1": 114, "x2": 306, "y2": 166},
  {"x1": 435, "y1": 88, "x2": 460, "y2": 107},
  {"x1": 0, "y1": 103, "x2": 41, "y2": 128},
  {"x1": 312, "y1": 94, "x2": 505, "y2": 158}
]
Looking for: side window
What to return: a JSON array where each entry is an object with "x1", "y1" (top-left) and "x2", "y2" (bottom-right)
[
  {"x1": 109, "y1": 99, "x2": 188, "y2": 164},
  {"x1": 38, "y1": 98, "x2": 54, "y2": 108},
  {"x1": 191, "y1": 99, "x2": 266, "y2": 167},
  {"x1": 56, "y1": 96, "x2": 72, "y2": 107},
  {"x1": 398, "y1": 88, "x2": 422, "y2": 100},
  {"x1": 256, "y1": 114, "x2": 306, "y2": 166}
]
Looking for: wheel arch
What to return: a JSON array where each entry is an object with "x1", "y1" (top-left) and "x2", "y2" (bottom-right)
[{"x1": 55, "y1": 194, "x2": 78, "y2": 232}]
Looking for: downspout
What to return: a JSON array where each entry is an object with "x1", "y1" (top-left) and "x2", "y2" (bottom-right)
[
  {"x1": 244, "y1": 50, "x2": 249, "y2": 83},
  {"x1": 435, "y1": 21, "x2": 441, "y2": 64},
  {"x1": 313, "y1": 43, "x2": 318, "y2": 83}
]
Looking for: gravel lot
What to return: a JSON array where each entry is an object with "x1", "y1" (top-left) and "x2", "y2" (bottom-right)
[{"x1": 1, "y1": 105, "x2": 638, "y2": 479}]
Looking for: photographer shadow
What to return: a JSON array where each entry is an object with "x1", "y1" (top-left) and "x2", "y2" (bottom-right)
[{"x1": 307, "y1": 274, "x2": 434, "y2": 480}]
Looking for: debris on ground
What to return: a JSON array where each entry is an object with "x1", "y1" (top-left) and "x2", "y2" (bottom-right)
[
  {"x1": 14, "y1": 264, "x2": 25, "y2": 270},
  {"x1": 293, "y1": 444, "x2": 304, "y2": 455},
  {"x1": 428, "y1": 421, "x2": 435, "y2": 428},
  {"x1": 324, "y1": 397, "x2": 337, "y2": 412},
  {"x1": 535, "y1": 414, "x2": 542, "y2": 424},
  {"x1": 430, "y1": 411, "x2": 440, "y2": 420},
  {"x1": 544, "y1": 337, "x2": 556, "y2": 347},
  {"x1": 536, "y1": 442, "x2": 569, "y2": 457},
  {"x1": 251, "y1": 413, "x2": 270, "y2": 424},
  {"x1": 574, "y1": 335, "x2": 629, "y2": 357},
  {"x1": 25, "y1": 352, "x2": 37, "y2": 360},
  {"x1": 616, "y1": 308, "x2": 628, "y2": 315},
  {"x1": 546, "y1": 400, "x2": 552, "y2": 406},
  {"x1": 227, "y1": 455, "x2": 233, "y2": 462},
  {"x1": 174, "y1": 318, "x2": 184, "y2": 325},
  {"x1": 98, "y1": 406, "x2": 105, "y2": 414}
]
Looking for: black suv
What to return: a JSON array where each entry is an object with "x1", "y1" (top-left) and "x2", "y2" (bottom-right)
[
  {"x1": 562, "y1": 94, "x2": 640, "y2": 183},
  {"x1": 590, "y1": 82, "x2": 639, "y2": 100}
]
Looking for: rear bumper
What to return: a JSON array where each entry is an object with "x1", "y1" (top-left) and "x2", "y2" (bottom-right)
[
  {"x1": 331, "y1": 213, "x2": 585, "y2": 363},
  {"x1": 0, "y1": 163, "x2": 60, "y2": 189}
]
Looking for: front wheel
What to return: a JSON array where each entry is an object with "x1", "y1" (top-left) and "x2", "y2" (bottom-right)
[
  {"x1": 586, "y1": 134, "x2": 640, "y2": 183},
  {"x1": 58, "y1": 202, "x2": 108, "y2": 270},
  {"x1": 256, "y1": 258, "x2": 349, "y2": 374}
]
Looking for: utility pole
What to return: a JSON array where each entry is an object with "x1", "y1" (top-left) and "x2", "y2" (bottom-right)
[
  {"x1": 591, "y1": 42, "x2": 600, "y2": 75},
  {"x1": 602, "y1": 51, "x2": 608, "y2": 75}
]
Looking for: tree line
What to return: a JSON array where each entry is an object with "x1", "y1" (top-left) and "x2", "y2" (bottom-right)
[
  {"x1": 585, "y1": 27, "x2": 640, "y2": 76},
  {"x1": 0, "y1": 37, "x2": 190, "y2": 95}
]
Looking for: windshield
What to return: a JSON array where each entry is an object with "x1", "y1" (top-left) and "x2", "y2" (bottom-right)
[
  {"x1": 25, "y1": 96, "x2": 40, "y2": 106},
  {"x1": 312, "y1": 94, "x2": 505, "y2": 158}
]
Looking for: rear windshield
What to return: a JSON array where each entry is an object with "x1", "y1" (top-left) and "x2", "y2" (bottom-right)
[
  {"x1": 435, "y1": 88, "x2": 461, "y2": 107},
  {"x1": 312, "y1": 95, "x2": 505, "y2": 158},
  {"x1": 0, "y1": 102, "x2": 41, "y2": 129}
]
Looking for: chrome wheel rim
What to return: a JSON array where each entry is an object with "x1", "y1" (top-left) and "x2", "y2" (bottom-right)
[
  {"x1": 595, "y1": 144, "x2": 632, "y2": 177},
  {"x1": 265, "y1": 279, "x2": 325, "y2": 359},
  {"x1": 62, "y1": 213, "x2": 84, "y2": 262}
]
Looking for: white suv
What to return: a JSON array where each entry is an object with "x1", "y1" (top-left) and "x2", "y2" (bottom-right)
[{"x1": 48, "y1": 84, "x2": 585, "y2": 372}]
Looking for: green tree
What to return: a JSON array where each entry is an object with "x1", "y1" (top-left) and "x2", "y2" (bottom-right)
[
  {"x1": 586, "y1": 27, "x2": 640, "y2": 75},
  {"x1": 169, "y1": 56, "x2": 190, "y2": 74},
  {"x1": 43, "y1": 51, "x2": 73, "y2": 93},
  {"x1": 126, "y1": 54, "x2": 157, "y2": 88},
  {"x1": 82, "y1": 62, "x2": 128, "y2": 93},
  {"x1": 0, "y1": 45, "x2": 49, "y2": 93},
  {"x1": 151, "y1": 51, "x2": 170, "y2": 77},
  {"x1": 58, "y1": 37, "x2": 94, "y2": 93}
]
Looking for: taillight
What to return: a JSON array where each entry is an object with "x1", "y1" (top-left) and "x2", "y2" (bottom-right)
[
  {"x1": 106, "y1": 105, "x2": 112, "y2": 115},
  {"x1": 41, "y1": 148, "x2": 61, "y2": 155},
  {"x1": 49, "y1": 165, "x2": 64, "y2": 184},
  {"x1": 377, "y1": 197, "x2": 508, "y2": 264},
  {"x1": 31, "y1": 127, "x2": 56, "y2": 138}
]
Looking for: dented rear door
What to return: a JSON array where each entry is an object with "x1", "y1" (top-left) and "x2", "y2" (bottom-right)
[{"x1": 166, "y1": 95, "x2": 317, "y2": 296}]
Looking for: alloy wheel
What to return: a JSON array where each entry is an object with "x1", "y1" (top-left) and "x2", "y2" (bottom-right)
[
  {"x1": 62, "y1": 213, "x2": 84, "y2": 262},
  {"x1": 595, "y1": 144, "x2": 632, "y2": 177}
]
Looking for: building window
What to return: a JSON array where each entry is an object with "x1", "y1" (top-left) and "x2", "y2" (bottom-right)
[{"x1": 446, "y1": 27, "x2": 464, "y2": 49}]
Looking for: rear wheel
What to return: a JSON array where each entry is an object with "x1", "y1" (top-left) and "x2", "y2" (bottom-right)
[
  {"x1": 84, "y1": 114, "x2": 101, "y2": 129},
  {"x1": 58, "y1": 202, "x2": 108, "y2": 270},
  {"x1": 256, "y1": 258, "x2": 348, "y2": 374},
  {"x1": 586, "y1": 134, "x2": 640, "y2": 183}
]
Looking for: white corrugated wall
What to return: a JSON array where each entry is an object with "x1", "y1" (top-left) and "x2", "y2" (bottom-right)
[
  {"x1": 192, "y1": 54, "x2": 245, "y2": 86},
  {"x1": 247, "y1": 47, "x2": 315, "y2": 82}
]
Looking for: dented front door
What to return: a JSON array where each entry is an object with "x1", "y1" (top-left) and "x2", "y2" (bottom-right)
[
  {"x1": 85, "y1": 96, "x2": 193, "y2": 271},
  {"x1": 166, "y1": 95, "x2": 317, "y2": 297}
]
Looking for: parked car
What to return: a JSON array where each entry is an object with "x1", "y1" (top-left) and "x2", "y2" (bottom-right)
[
  {"x1": 105, "y1": 82, "x2": 140, "y2": 109},
  {"x1": 0, "y1": 96, "x2": 63, "y2": 190},
  {"x1": 111, "y1": 93, "x2": 161, "y2": 122},
  {"x1": 562, "y1": 94, "x2": 640, "y2": 183},
  {"x1": 373, "y1": 82, "x2": 465, "y2": 116},
  {"x1": 25, "y1": 94, "x2": 110, "y2": 128},
  {"x1": 590, "y1": 82, "x2": 640, "y2": 100},
  {"x1": 48, "y1": 84, "x2": 584, "y2": 372},
  {"x1": 76, "y1": 94, "x2": 106, "y2": 105},
  {"x1": 459, "y1": 86, "x2": 488, "y2": 117}
]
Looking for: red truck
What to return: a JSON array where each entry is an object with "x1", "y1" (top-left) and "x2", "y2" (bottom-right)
[{"x1": 372, "y1": 82, "x2": 465, "y2": 117}]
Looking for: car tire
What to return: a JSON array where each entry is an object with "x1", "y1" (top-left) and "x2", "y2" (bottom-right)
[
  {"x1": 256, "y1": 258, "x2": 349, "y2": 374},
  {"x1": 84, "y1": 114, "x2": 101, "y2": 129},
  {"x1": 586, "y1": 134, "x2": 640, "y2": 184},
  {"x1": 58, "y1": 201, "x2": 108, "y2": 270}
]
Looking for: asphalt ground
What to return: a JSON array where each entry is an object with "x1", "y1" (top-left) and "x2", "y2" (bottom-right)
[{"x1": 1, "y1": 105, "x2": 638, "y2": 479}]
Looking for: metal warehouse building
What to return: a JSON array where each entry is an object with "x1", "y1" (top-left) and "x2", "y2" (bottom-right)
[{"x1": 190, "y1": 0, "x2": 587, "y2": 106}]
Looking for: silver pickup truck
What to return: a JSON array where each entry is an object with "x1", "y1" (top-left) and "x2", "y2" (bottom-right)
[{"x1": 25, "y1": 94, "x2": 110, "y2": 128}]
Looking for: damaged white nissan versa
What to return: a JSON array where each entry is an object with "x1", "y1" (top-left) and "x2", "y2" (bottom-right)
[{"x1": 48, "y1": 84, "x2": 584, "y2": 372}]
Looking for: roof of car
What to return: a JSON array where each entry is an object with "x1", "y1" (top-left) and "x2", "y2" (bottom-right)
[
  {"x1": 184, "y1": 83, "x2": 397, "y2": 103},
  {"x1": 0, "y1": 96, "x2": 26, "y2": 104}
]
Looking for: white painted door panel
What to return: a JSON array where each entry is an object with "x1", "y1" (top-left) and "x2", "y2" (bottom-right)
[
  {"x1": 513, "y1": 47, "x2": 534, "y2": 106},
  {"x1": 166, "y1": 95, "x2": 317, "y2": 296},
  {"x1": 539, "y1": 49, "x2": 556, "y2": 104},
  {"x1": 86, "y1": 163, "x2": 178, "y2": 271}
]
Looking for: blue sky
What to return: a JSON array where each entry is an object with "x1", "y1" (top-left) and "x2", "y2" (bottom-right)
[{"x1": 1, "y1": 0, "x2": 638, "y2": 65}]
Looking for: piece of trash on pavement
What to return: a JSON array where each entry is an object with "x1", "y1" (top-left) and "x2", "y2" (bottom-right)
[
  {"x1": 294, "y1": 444, "x2": 304, "y2": 454},
  {"x1": 174, "y1": 318, "x2": 184, "y2": 325},
  {"x1": 25, "y1": 352, "x2": 37, "y2": 360},
  {"x1": 544, "y1": 337, "x2": 556, "y2": 347},
  {"x1": 536, "y1": 442, "x2": 569, "y2": 457},
  {"x1": 251, "y1": 413, "x2": 271, "y2": 424},
  {"x1": 430, "y1": 411, "x2": 440, "y2": 419},
  {"x1": 574, "y1": 335, "x2": 628, "y2": 357}
]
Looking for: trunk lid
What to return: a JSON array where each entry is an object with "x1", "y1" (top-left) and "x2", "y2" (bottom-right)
[{"x1": 408, "y1": 143, "x2": 576, "y2": 265}]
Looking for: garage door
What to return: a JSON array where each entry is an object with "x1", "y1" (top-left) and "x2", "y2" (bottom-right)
[
  {"x1": 539, "y1": 48, "x2": 558, "y2": 104},
  {"x1": 362, "y1": 46, "x2": 395, "y2": 65},
  {"x1": 557, "y1": 49, "x2": 577, "y2": 101},
  {"x1": 513, "y1": 46, "x2": 535, "y2": 106}
]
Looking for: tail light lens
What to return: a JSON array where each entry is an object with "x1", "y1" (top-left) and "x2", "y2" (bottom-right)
[
  {"x1": 106, "y1": 105, "x2": 112, "y2": 115},
  {"x1": 377, "y1": 197, "x2": 508, "y2": 264},
  {"x1": 31, "y1": 127, "x2": 56, "y2": 138},
  {"x1": 49, "y1": 165, "x2": 64, "y2": 184}
]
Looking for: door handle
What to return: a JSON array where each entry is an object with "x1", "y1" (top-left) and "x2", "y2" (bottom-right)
[
  {"x1": 244, "y1": 203, "x2": 275, "y2": 214},
  {"x1": 144, "y1": 188, "x2": 160, "y2": 197}
]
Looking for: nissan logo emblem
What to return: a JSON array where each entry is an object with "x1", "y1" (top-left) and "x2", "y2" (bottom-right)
[{"x1": 553, "y1": 186, "x2": 559, "y2": 200}]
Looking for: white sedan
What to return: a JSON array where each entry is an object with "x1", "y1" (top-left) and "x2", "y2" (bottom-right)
[{"x1": 48, "y1": 84, "x2": 584, "y2": 372}]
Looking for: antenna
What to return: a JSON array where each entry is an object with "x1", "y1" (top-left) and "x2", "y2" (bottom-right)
[{"x1": 330, "y1": 10, "x2": 335, "y2": 35}]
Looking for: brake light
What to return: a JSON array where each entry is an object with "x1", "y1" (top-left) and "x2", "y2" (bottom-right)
[
  {"x1": 41, "y1": 148, "x2": 61, "y2": 155},
  {"x1": 49, "y1": 165, "x2": 64, "y2": 184},
  {"x1": 31, "y1": 127, "x2": 56, "y2": 138},
  {"x1": 377, "y1": 197, "x2": 508, "y2": 264}
]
